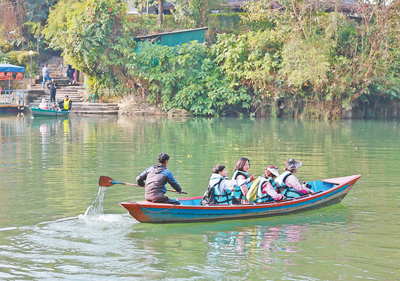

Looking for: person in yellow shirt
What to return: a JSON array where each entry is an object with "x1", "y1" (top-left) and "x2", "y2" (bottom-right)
[{"x1": 59, "y1": 95, "x2": 72, "y2": 111}]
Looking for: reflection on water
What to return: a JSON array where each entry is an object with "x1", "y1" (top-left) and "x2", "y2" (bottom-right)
[{"x1": 0, "y1": 115, "x2": 399, "y2": 280}]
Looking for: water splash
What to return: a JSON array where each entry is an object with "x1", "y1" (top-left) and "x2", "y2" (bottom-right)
[{"x1": 84, "y1": 186, "x2": 108, "y2": 217}]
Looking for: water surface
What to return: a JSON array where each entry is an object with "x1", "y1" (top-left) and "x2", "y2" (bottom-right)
[{"x1": 0, "y1": 114, "x2": 399, "y2": 280}]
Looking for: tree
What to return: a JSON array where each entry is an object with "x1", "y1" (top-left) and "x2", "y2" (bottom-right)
[
  {"x1": 158, "y1": 0, "x2": 163, "y2": 25},
  {"x1": 0, "y1": 0, "x2": 25, "y2": 41},
  {"x1": 172, "y1": 0, "x2": 227, "y2": 28},
  {"x1": 45, "y1": 0, "x2": 129, "y2": 76},
  {"x1": 25, "y1": 0, "x2": 58, "y2": 24}
]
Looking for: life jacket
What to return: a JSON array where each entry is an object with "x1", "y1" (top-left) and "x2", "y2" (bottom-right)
[
  {"x1": 231, "y1": 170, "x2": 250, "y2": 200},
  {"x1": 39, "y1": 102, "x2": 48, "y2": 110},
  {"x1": 275, "y1": 171, "x2": 302, "y2": 199},
  {"x1": 63, "y1": 99, "x2": 70, "y2": 110},
  {"x1": 255, "y1": 176, "x2": 278, "y2": 203},
  {"x1": 210, "y1": 175, "x2": 232, "y2": 204},
  {"x1": 275, "y1": 171, "x2": 292, "y2": 188}
]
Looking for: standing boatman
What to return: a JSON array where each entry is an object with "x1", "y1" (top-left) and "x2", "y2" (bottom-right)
[
  {"x1": 47, "y1": 77, "x2": 58, "y2": 103},
  {"x1": 136, "y1": 152, "x2": 184, "y2": 205}
]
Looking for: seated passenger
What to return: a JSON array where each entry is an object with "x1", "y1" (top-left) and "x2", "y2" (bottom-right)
[
  {"x1": 231, "y1": 157, "x2": 252, "y2": 204},
  {"x1": 59, "y1": 95, "x2": 72, "y2": 111},
  {"x1": 206, "y1": 164, "x2": 254, "y2": 205},
  {"x1": 50, "y1": 102, "x2": 60, "y2": 111},
  {"x1": 39, "y1": 99, "x2": 48, "y2": 110},
  {"x1": 275, "y1": 159, "x2": 313, "y2": 198},
  {"x1": 255, "y1": 165, "x2": 285, "y2": 203}
]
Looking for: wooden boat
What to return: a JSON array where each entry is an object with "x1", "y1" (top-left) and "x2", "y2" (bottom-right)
[
  {"x1": 119, "y1": 174, "x2": 361, "y2": 223},
  {"x1": 30, "y1": 107, "x2": 69, "y2": 117}
]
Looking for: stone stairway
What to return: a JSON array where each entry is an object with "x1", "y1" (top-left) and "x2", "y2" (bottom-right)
[
  {"x1": 28, "y1": 81, "x2": 119, "y2": 115},
  {"x1": 28, "y1": 61, "x2": 119, "y2": 115},
  {"x1": 37, "y1": 56, "x2": 65, "y2": 79}
]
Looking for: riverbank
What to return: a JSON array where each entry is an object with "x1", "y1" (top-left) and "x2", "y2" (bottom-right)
[{"x1": 118, "y1": 94, "x2": 190, "y2": 117}]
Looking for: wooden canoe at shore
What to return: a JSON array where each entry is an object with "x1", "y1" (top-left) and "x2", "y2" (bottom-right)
[{"x1": 30, "y1": 107, "x2": 69, "y2": 117}]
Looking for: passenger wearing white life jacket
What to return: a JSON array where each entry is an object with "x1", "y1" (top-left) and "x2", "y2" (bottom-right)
[
  {"x1": 39, "y1": 98, "x2": 48, "y2": 110},
  {"x1": 255, "y1": 165, "x2": 285, "y2": 203},
  {"x1": 209, "y1": 164, "x2": 254, "y2": 205},
  {"x1": 231, "y1": 157, "x2": 252, "y2": 204},
  {"x1": 275, "y1": 159, "x2": 314, "y2": 195}
]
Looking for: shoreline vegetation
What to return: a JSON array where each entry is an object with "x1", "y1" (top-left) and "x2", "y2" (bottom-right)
[{"x1": 1, "y1": 0, "x2": 400, "y2": 119}]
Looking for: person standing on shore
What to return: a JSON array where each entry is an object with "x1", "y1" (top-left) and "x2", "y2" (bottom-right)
[{"x1": 47, "y1": 78, "x2": 58, "y2": 103}]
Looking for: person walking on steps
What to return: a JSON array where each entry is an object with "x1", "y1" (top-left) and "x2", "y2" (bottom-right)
[
  {"x1": 42, "y1": 64, "x2": 51, "y2": 89},
  {"x1": 66, "y1": 64, "x2": 75, "y2": 85}
]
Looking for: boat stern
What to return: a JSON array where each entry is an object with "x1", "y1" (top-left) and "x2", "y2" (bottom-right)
[{"x1": 119, "y1": 201, "x2": 152, "y2": 223}]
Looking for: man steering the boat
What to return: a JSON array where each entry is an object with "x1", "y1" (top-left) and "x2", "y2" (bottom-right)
[{"x1": 136, "y1": 152, "x2": 184, "y2": 205}]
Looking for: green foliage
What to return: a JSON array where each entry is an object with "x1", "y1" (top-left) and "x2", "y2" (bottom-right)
[
  {"x1": 0, "y1": 42, "x2": 14, "y2": 53},
  {"x1": 125, "y1": 15, "x2": 182, "y2": 36},
  {"x1": 128, "y1": 41, "x2": 250, "y2": 115},
  {"x1": 44, "y1": 0, "x2": 135, "y2": 96},
  {"x1": 280, "y1": 35, "x2": 331, "y2": 90},
  {"x1": 211, "y1": 29, "x2": 285, "y2": 102},
  {"x1": 1, "y1": 50, "x2": 38, "y2": 73},
  {"x1": 26, "y1": 0, "x2": 59, "y2": 23},
  {"x1": 207, "y1": 13, "x2": 254, "y2": 42},
  {"x1": 171, "y1": 0, "x2": 228, "y2": 28},
  {"x1": 0, "y1": 49, "x2": 8, "y2": 63},
  {"x1": 33, "y1": 0, "x2": 400, "y2": 118}
]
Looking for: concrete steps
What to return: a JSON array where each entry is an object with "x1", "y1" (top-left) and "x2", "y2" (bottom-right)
[
  {"x1": 27, "y1": 81, "x2": 119, "y2": 115},
  {"x1": 28, "y1": 56, "x2": 119, "y2": 115},
  {"x1": 37, "y1": 57, "x2": 65, "y2": 78},
  {"x1": 70, "y1": 103, "x2": 119, "y2": 115}
]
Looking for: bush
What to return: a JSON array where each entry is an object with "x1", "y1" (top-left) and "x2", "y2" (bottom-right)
[
  {"x1": 127, "y1": 41, "x2": 251, "y2": 115},
  {"x1": 5, "y1": 50, "x2": 37, "y2": 67}
]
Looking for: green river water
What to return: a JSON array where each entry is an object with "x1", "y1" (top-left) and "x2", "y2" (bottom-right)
[{"x1": 0, "y1": 114, "x2": 399, "y2": 280}]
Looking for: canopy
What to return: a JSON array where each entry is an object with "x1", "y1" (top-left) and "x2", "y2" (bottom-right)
[{"x1": 0, "y1": 63, "x2": 25, "y2": 73}]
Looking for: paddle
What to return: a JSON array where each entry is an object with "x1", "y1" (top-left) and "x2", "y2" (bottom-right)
[{"x1": 98, "y1": 176, "x2": 187, "y2": 194}]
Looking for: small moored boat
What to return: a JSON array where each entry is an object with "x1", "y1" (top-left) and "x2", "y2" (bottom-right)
[
  {"x1": 30, "y1": 107, "x2": 69, "y2": 117},
  {"x1": 120, "y1": 174, "x2": 361, "y2": 223}
]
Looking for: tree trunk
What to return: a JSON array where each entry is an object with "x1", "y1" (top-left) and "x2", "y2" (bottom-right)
[{"x1": 158, "y1": 0, "x2": 163, "y2": 25}]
